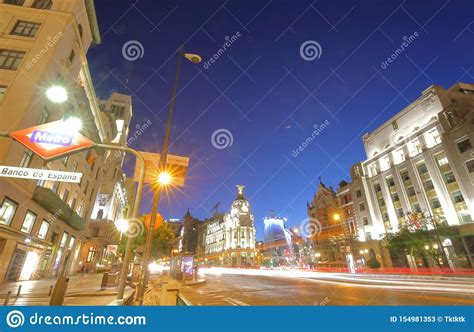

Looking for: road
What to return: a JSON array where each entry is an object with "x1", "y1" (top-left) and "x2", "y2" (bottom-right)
[{"x1": 179, "y1": 268, "x2": 474, "y2": 306}]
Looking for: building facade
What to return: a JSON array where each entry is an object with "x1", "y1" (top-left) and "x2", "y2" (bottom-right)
[
  {"x1": 0, "y1": 0, "x2": 132, "y2": 281},
  {"x1": 353, "y1": 82, "x2": 474, "y2": 268},
  {"x1": 199, "y1": 185, "x2": 257, "y2": 267}
]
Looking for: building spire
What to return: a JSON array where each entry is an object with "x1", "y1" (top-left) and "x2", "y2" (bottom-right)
[{"x1": 236, "y1": 185, "x2": 245, "y2": 199}]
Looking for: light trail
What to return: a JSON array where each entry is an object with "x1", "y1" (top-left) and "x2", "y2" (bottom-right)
[{"x1": 198, "y1": 267, "x2": 474, "y2": 295}]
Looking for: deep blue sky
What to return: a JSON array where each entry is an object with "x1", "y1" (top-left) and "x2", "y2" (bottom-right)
[{"x1": 89, "y1": 0, "x2": 474, "y2": 240}]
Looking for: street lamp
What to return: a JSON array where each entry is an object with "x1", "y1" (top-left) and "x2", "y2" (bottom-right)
[
  {"x1": 136, "y1": 46, "x2": 201, "y2": 305},
  {"x1": 62, "y1": 117, "x2": 82, "y2": 133},
  {"x1": 157, "y1": 171, "x2": 172, "y2": 186},
  {"x1": 333, "y1": 213, "x2": 341, "y2": 221},
  {"x1": 46, "y1": 85, "x2": 68, "y2": 103}
]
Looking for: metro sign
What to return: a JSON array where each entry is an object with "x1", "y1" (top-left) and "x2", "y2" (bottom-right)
[{"x1": 9, "y1": 120, "x2": 94, "y2": 160}]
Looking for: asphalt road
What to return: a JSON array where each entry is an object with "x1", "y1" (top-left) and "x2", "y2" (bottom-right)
[{"x1": 180, "y1": 270, "x2": 474, "y2": 306}]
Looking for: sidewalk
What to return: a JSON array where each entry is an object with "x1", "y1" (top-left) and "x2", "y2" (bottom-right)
[{"x1": 0, "y1": 273, "x2": 135, "y2": 306}]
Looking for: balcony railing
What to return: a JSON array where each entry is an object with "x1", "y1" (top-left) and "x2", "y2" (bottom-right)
[{"x1": 32, "y1": 186, "x2": 86, "y2": 231}]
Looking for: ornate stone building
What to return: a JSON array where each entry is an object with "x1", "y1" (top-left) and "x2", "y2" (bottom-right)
[{"x1": 200, "y1": 185, "x2": 257, "y2": 267}]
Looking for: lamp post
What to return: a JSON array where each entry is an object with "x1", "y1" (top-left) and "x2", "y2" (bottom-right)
[{"x1": 136, "y1": 46, "x2": 201, "y2": 305}]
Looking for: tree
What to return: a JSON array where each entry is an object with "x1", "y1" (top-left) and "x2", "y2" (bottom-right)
[
  {"x1": 117, "y1": 219, "x2": 175, "y2": 260},
  {"x1": 383, "y1": 216, "x2": 455, "y2": 268}
]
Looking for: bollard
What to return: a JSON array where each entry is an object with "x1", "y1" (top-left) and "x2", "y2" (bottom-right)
[
  {"x1": 48, "y1": 285, "x2": 53, "y2": 296},
  {"x1": 3, "y1": 291, "x2": 11, "y2": 306},
  {"x1": 16, "y1": 285, "x2": 22, "y2": 298},
  {"x1": 100, "y1": 272, "x2": 108, "y2": 291},
  {"x1": 49, "y1": 276, "x2": 69, "y2": 306}
]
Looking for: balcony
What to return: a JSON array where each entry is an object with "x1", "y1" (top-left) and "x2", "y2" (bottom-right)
[{"x1": 32, "y1": 186, "x2": 86, "y2": 231}]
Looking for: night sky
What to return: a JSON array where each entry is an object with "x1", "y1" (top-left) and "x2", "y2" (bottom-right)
[{"x1": 89, "y1": 0, "x2": 474, "y2": 240}]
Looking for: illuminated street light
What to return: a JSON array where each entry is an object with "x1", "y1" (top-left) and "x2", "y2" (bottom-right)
[
  {"x1": 46, "y1": 85, "x2": 68, "y2": 103},
  {"x1": 157, "y1": 171, "x2": 172, "y2": 185},
  {"x1": 333, "y1": 213, "x2": 341, "y2": 221},
  {"x1": 63, "y1": 117, "x2": 82, "y2": 133},
  {"x1": 116, "y1": 218, "x2": 129, "y2": 233}
]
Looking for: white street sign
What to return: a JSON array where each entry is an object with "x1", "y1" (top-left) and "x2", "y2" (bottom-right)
[{"x1": 0, "y1": 165, "x2": 83, "y2": 183}]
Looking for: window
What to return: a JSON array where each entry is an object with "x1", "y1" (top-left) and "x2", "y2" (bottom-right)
[
  {"x1": 457, "y1": 138, "x2": 472, "y2": 154},
  {"x1": 406, "y1": 186, "x2": 416, "y2": 197},
  {"x1": 443, "y1": 171, "x2": 456, "y2": 184},
  {"x1": 62, "y1": 155, "x2": 69, "y2": 166},
  {"x1": 0, "y1": 85, "x2": 6, "y2": 101},
  {"x1": 62, "y1": 189, "x2": 69, "y2": 202},
  {"x1": 0, "y1": 49, "x2": 25, "y2": 70},
  {"x1": 32, "y1": 0, "x2": 53, "y2": 9},
  {"x1": 383, "y1": 212, "x2": 390, "y2": 221},
  {"x1": 5, "y1": 0, "x2": 25, "y2": 5},
  {"x1": 78, "y1": 24, "x2": 83, "y2": 38},
  {"x1": 425, "y1": 127, "x2": 441, "y2": 148},
  {"x1": 37, "y1": 220, "x2": 49, "y2": 239},
  {"x1": 359, "y1": 203, "x2": 365, "y2": 212},
  {"x1": 400, "y1": 170, "x2": 410, "y2": 181},
  {"x1": 70, "y1": 197, "x2": 76, "y2": 209},
  {"x1": 412, "y1": 204, "x2": 421, "y2": 213},
  {"x1": 72, "y1": 161, "x2": 78, "y2": 173},
  {"x1": 363, "y1": 217, "x2": 369, "y2": 226},
  {"x1": 38, "y1": 107, "x2": 49, "y2": 124},
  {"x1": 467, "y1": 160, "x2": 474, "y2": 173},
  {"x1": 68, "y1": 49, "x2": 75, "y2": 63},
  {"x1": 423, "y1": 179, "x2": 435, "y2": 191},
  {"x1": 435, "y1": 154, "x2": 449, "y2": 166},
  {"x1": 451, "y1": 191, "x2": 465, "y2": 204},
  {"x1": 0, "y1": 198, "x2": 18, "y2": 226},
  {"x1": 10, "y1": 20, "x2": 41, "y2": 37},
  {"x1": 430, "y1": 198, "x2": 441, "y2": 209},
  {"x1": 68, "y1": 236, "x2": 76, "y2": 250},
  {"x1": 356, "y1": 189, "x2": 361, "y2": 198},
  {"x1": 397, "y1": 208, "x2": 404, "y2": 218},
  {"x1": 416, "y1": 163, "x2": 428, "y2": 174},
  {"x1": 60, "y1": 232, "x2": 68, "y2": 248},
  {"x1": 77, "y1": 203, "x2": 83, "y2": 217},
  {"x1": 407, "y1": 137, "x2": 422, "y2": 157},
  {"x1": 21, "y1": 211, "x2": 36, "y2": 233},
  {"x1": 51, "y1": 182, "x2": 59, "y2": 193},
  {"x1": 378, "y1": 198, "x2": 385, "y2": 207},
  {"x1": 392, "y1": 193, "x2": 400, "y2": 202},
  {"x1": 374, "y1": 183, "x2": 382, "y2": 192},
  {"x1": 386, "y1": 177, "x2": 395, "y2": 187},
  {"x1": 19, "y1": 149, "x2": 33, "y2": 168}
]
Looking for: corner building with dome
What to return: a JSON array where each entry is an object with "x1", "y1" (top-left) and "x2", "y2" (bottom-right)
[{"x1": 198, "y1": 185, "x2": 257, "y2": 267}]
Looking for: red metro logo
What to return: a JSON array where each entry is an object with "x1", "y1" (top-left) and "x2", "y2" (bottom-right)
[{"x1": 10, "y1": 120, "x2": 94, "y2": 160}]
